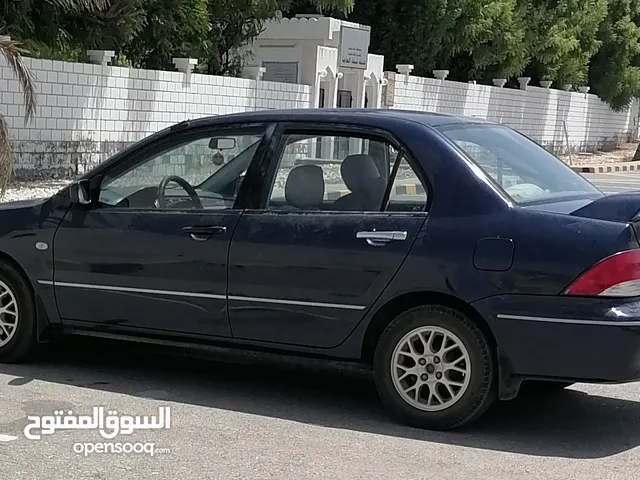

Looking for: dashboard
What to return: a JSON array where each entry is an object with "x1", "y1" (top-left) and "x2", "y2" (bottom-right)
[{"x1": 98, "y1": 185, "x2": 235, "y2": 210}]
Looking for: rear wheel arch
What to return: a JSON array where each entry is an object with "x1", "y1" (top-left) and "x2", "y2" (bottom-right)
[{"x1": 361, "y1": 291, "x2": 498, "y2": 364}]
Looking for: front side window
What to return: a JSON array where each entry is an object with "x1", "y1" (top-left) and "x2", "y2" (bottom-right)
[
  {"x1": 438, "y1": 124, "x2": 603, "y2": 205},
  {"x1": 98, "y1": 128, "x2": 264, "y2": 210},
  {"x1": 265, "y1": 132, "x2": 427, "y2": 212}
]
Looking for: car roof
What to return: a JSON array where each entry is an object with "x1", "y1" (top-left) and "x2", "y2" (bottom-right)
[{"x1": 180, "y1": 108, "x2": 495, "y2": 130}]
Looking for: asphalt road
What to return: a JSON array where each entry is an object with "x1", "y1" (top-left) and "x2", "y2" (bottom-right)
[
  {"x1": 583, "y1": 172, "x2": 640, "y2": 194},
  {"x1": 0, "y1": 337, "x2": 639, "y2": 480}
]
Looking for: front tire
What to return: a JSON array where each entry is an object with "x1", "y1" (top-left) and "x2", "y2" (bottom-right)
[
  {"x1": 0, "y1": 263, "x2": 37, "y2": 363},
  {"x1": 373, "y1": 305, "x2": 496, "y2": 430}
]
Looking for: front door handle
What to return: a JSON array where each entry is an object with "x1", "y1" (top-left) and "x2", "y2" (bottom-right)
[
  {"x1": 182, "y1": 225, "x2": 227, "y2": 241},
  {"x1": 356, "y1": 230, "x2": 408, "y2": 246}
]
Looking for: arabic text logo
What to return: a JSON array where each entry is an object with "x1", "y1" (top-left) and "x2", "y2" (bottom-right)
[{"x1": 23, "y1": 406, "x2": 171, "y2": 440}]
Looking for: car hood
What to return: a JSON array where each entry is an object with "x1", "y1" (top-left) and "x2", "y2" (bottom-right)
[{"x1": 0, "y1": 197, "x2": 48, "y2": 211}]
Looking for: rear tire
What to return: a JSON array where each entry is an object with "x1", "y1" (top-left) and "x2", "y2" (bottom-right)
[
  {"x1": 373, "y1": 304, "x2": 496, "y2": 430},
  {"x1": 0, "y1": 262, "x2": 37, "y2": 363}
]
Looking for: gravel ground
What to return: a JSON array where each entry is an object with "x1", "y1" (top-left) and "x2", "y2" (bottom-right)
[
  {"x1": 0, "y1": 166, "x2": 422, "y2": 204},
  {"x1": 559, "y1": 142, "x2": 639, "y2": 166},
  {"x1": 1, "y1": 180, "x2": 69, "y2": 203},
  {"x1": 0, "y1": 143, "x2": 636, "y2": 204}
]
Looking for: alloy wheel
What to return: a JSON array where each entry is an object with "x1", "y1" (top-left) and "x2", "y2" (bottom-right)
[
  {"x1": 391, "y1": 325, "x2": 471, "y2": 412},
  {"x1": 0, "y1": 280, "x2": 19, "y2": 348}
]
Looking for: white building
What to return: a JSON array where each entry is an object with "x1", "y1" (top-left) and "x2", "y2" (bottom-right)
[{"x1": 243, "y1": 13, "x2": 386, "y2": 110}]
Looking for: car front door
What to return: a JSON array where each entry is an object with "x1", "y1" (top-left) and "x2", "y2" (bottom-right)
[
  {"x1": 50, "y1": 123, "x2": 272, "y2": 337},
  {"x1": 227, "y1": 125, "x2": 430, "y2": 348}
]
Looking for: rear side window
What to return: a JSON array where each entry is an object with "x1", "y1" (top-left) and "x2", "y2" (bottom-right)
[
  {"x1": 263, "y1": 132, "x2": 427, "y2": 213},
  {"x1": 386, "y1": 156, "x2": 428, "y2": 212},
  {"x1": 438, "y1": 124, "x2": 602, "y2": 205}
]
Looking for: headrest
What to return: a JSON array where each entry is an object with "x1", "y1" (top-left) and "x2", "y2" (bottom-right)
[
  {"x1": 340, "y1": 154, "x2": 385, "y2": 196},
  {"x1": 285, "y1": 165, "x2": 325, "y2": 209}
]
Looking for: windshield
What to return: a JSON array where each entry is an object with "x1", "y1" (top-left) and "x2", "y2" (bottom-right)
[{"x1": 437, "y1": 124, "x2": 603, "y2": 205}]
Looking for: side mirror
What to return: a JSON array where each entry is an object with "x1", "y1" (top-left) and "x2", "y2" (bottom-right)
[{"x1": 69, "y1": 179, "x2": 91, "y2": 205}]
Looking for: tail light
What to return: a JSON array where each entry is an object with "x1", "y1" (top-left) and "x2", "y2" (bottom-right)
[{"x1": 563, "y1": 249, "x2": 640, "y2": 297}]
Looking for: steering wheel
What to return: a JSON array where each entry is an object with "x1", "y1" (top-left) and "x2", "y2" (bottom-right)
[{"x1": 156, "y1": 175, "x2": 203, "y2": 209}]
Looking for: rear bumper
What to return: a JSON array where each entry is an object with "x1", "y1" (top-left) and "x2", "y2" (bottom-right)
[{"x1": 472, "y1": 295, "x2": 640, "y2": 383}]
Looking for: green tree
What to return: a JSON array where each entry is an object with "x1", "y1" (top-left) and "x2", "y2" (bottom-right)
[
  {"x1": 522, "y1": 0, "x2": 607, "y2": 86},
  {"x1": 62, "y1": 0, "x2": 146, "y2": 54},
  {"x1": 0, "y1": 0, "x2": 120, "y2": 61},
  {"x1": 450, "y1": 0, "x2": 529, "y2": 81},
  {"x1": 589, "y1": 0, "x2": 640, "y2": 110},
  {"x1": 124, "y1": 0, "x2": 209, "y2": 70},
  {"x1": 347, "y1": 0, "x2": 528, "y2": 81}
]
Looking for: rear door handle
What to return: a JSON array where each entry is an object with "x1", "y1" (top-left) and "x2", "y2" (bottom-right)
[
  {"x1": 182, "y1": 225, "x2": 227, "y2": 241},
  {"x1": 356, "y1": 230, "x2": 408, "y2": 246}
]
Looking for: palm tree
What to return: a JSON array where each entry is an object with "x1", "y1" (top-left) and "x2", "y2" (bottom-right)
[
  {"x1": 0, "y1": 36, "x2": 36, "y2": 198},
  {"x1": 0, "y1": 0, "x2": 109, "y2": 198}
]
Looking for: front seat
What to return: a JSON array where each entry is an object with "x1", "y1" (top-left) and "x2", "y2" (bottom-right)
[
  {"x1": 331, "y1": 154, "x2": 387, "y2": 211},
  {"x1": 282, "y1": 164, "x2": 325, "y2": 210}
]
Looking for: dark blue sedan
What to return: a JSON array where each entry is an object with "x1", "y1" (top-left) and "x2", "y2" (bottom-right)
[{"x1": 1, "y1": 109, "x2": 639, "y2": 430}]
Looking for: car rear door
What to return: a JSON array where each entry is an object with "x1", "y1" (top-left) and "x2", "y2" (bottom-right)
[{"x1": 227, "y1": 124, "x2": 429, "y2": 348}]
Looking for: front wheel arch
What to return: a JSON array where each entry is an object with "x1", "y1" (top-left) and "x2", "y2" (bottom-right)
[
  {"x1": 0, "y1": 251, "x2": 35, "y2": 294},
  {"x1": 0, "y1": 251, "x2": 53, "y2": 344}
]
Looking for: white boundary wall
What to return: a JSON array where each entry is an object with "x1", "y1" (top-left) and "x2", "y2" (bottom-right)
[
  {"x1": 389, "y1": 73, "x2": 639, "y2": 154},
  {"x1": 1, "y1": 57, "x2": 638, "y2": 178},
  {"x1": 0, "y1": 58, "x2": 311, "y2": 179}
]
